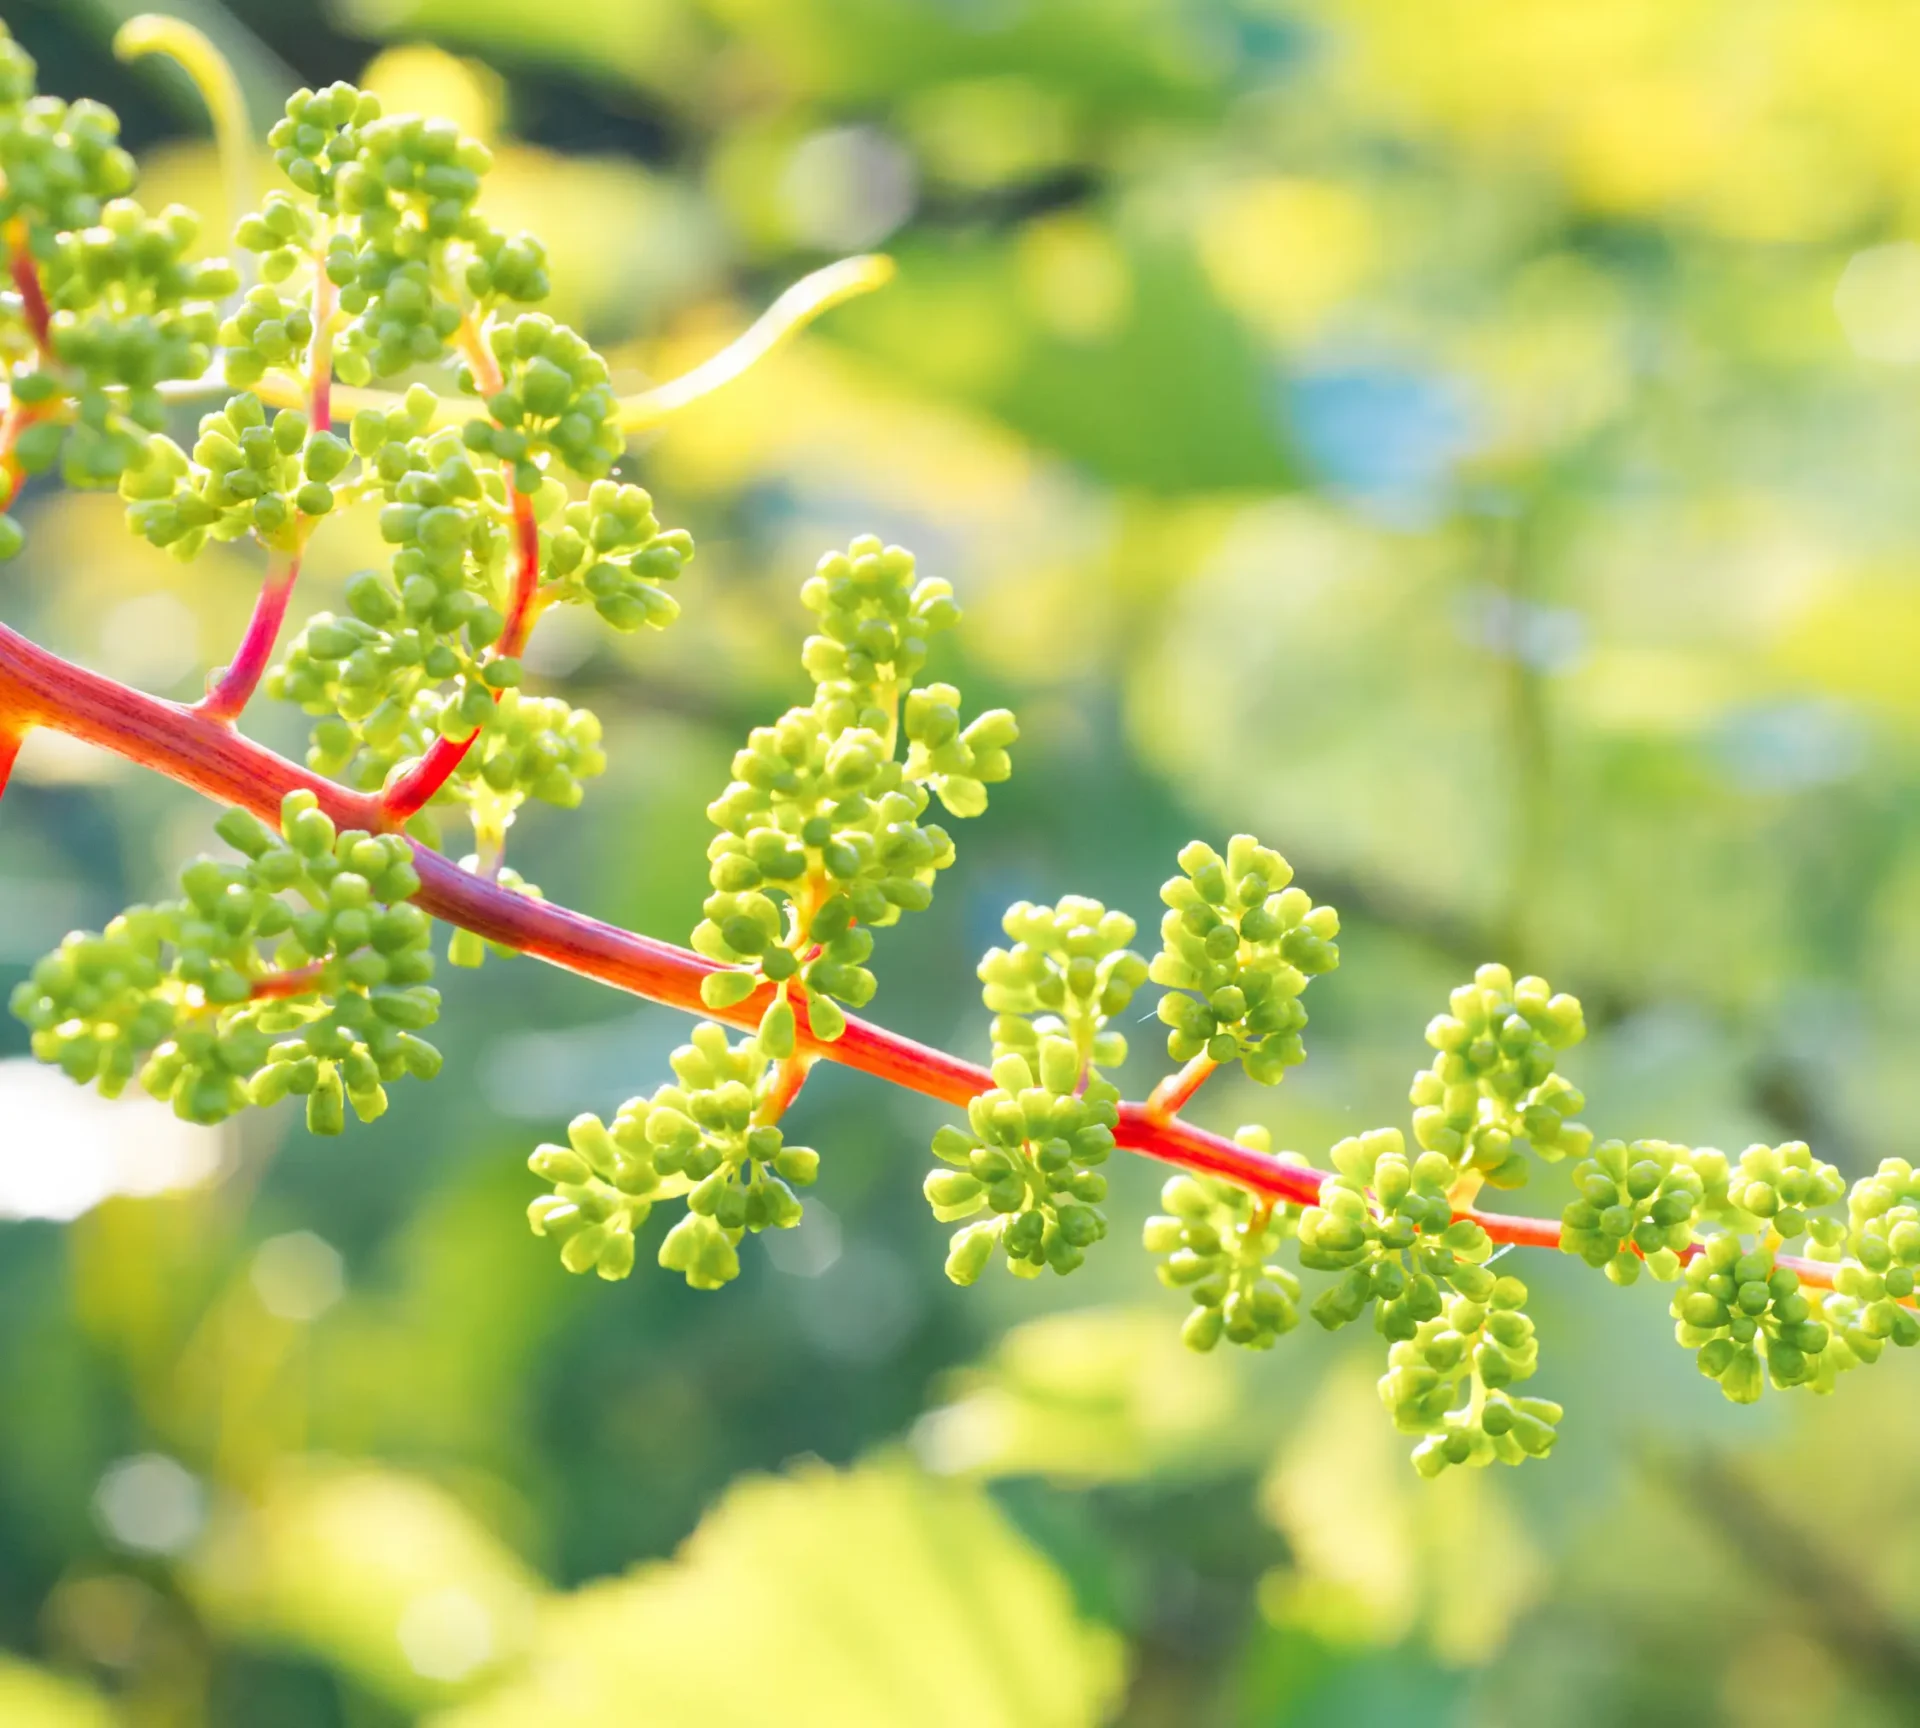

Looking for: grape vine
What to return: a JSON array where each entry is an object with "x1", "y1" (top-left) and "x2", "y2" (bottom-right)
[{"x1": 0, "y1": 17, "x2": 1913, "y2": 1481}]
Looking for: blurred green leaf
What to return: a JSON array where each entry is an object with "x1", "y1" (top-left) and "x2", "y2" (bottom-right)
[
  {"x1": 836, "y1": 230, "x2": 1297, "y2": 491},
  {"x1": 187, "y1": 1459, "x2": 545, "y2": 1710},
  {"x1": 912, "y1": 1305, "x2": 1259, "y2": 1485},
  {"x1": 437, "y1": 1455, "x2": 1125, "y2": 1728},
  {"x1": 1257, "y1": 1359, "x2": 1541, "y2": 1666}
]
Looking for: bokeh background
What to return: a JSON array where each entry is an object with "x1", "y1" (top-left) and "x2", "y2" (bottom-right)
[{"x1": 6, "y1": 0, "x2": 1920, "y2": 1722}]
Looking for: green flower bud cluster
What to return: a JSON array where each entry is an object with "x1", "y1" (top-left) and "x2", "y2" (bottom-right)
[
  {"x1": 238, "y1": 83, "x2": 542, "y2": 390},
  {"x1": 274, "y1": 597, "x2": 492, "y2": 780},
  {"x1": 1148, "y1": 835, "x2": 1338, "y2": 1083},
  {"x1": 800, "y1": 538, "x2": 956, "y2": 730},
  {"x1": 9, "y1": 793, "x2": 441, "y2": 1132},
  {"x1": 366, "y1": 411, "x2": 514, "y2": 610},
  {"x1": 263, "y1": 400, "x2": 691, "y2": 846},
  {"x1": 1845, "y1": 1158, "x2": 1920, "y2": 1273},
  {"x1": 527, "y1": 1022, "x2": 818, "y2": 1288},
  {"x1": 693, "y1": 713, "x2": 946, "y2": 1041},
  {"x1": 1296, "y1": 1128, "x2": 1493, "y2": 1334},
  {"x1": 218, "y1": 275, "x2": 319, "y2": 390},
  {"x1": 289, "y1": 402, "x2": 514, "y2": 714},
  {"x1": 540, "y1": 479, "x2": 693, "y2": 633},
  {"x1": 695, "y1": 540, "x2": 1008, "y2": 1048},
  {"x1": 1802, "y1": 1159, "x2": 1920, "y2": 1379},
  {"x1": 1722, "y1": 1140, "x2": 1847, "y2": 1245},
  {"x1": 121, "y1": 393, "x2": 338, "y2": 557},
  {"x1": 3, "y1": 372, "x2": 146, "y2": 502},
  {"x1": 0, "y1": 34, "x2": 240, "y2": 542},
  {"x1": 263, "y1": 82, "x2": 386, "y2": 212},
  {"x1": 224, "y1": 87, "x2": 375, "y2": 389},
  {"x1": 328, "y1": 115, "x2": 518, "y2": 389},
  {"x1": 464, "y1": 227, "x2": 549, "y2": 306},
  {"x1": 1409, "y1": 964, "x2": 1589, "y2": 1188},
  {"x1": 1559, "y1": 1138, "x2": 1703, "y2": 1284},
  {"x1": 0, "y1": 27, "x2": 135, "y2": 248},
  {"x1": 43, "y1": 196, "x2": 233, "y2": 362},
  {"x1": 1385, "y1": 1278, "x2": 1563, "y2": 1477},
  {"x1": 426, "y1": 688, "x2": 605, "y2": 811},
  {"x1": 1143, "y1": 1135, "x2": 1304, "y2": 1352},
  {"x1": 293, "y1": 641, "x2": 605, "y2": 823},
  {"x1": 976, "y1": 895, "x2": 1147, "y2": 1070},
  {"x1": 1835, "y1": 1152, "x2": 1920, "y2": 1259},
  {"x1": 1285, "y1": 1127, "x2": 1561, "y2": 1472},
  {"x1": 461, "y1": 313, "x2": 622, "y2": 491},
  {"x1": 1798, "y1": 1286, "x2": 1903, "y2": 1392},
  {"x1": 1672, "y1": 1237, "x2": 1832, "y2": 1402},
  {"x1": 0, "y1": 23, "x2": 27, "y2": 113},
  {"x1": 925, "y1": 1039, "x2": 1117, "y2": 1284},
  {"x1": 900, "y1": 683, "x2": 1017, "y2": 820}
]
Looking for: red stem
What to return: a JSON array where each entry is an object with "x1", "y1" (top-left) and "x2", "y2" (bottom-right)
[
  {"x1": 0, "y1": 395, "x2": 53, "y2": 508},
  {"x1": 196, "y1": 271, "x2": 334, "y2": 725},
  {"x1": 198, "y1": 553, "x2": 298, "y2": 722},
  {"x1": 758, "y1": 1053, "x2": 814, "y2": 1126},
  {"x1": 0, "y1": 618, "x2": 1862, "y2": 1296},
  {"x1": 1145, "y1": 1051, "x2": 1218, "y2": 1121},
  {"x1": 249, "y1": 960, "x2": 328, "y2": 1002},
  {"x1": 7, "y1": 219, "x2": 52, "y2": 355},
  {"x1": 378, "y1": 438, "x2": 541, "y2": 822}
]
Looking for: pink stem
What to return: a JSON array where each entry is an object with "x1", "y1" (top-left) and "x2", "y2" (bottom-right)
[
  {"x1": 197, "y1": 554, "x2": 298, "y2": 722},
  {"x1": 1145, "y1": 1051, "x2": 1218, "y2": 1121},
  {"x1": 249, "y1": 959, "x2": 327, "y2": 1001},
  {"x1": 7, "y1": 220, "x2": 52, "y2": 355},
  {"x1": 379, "y1": 482, "x2": 541, "y2": 822},
  {"x1": 758, "y1": 1053, "x2": 814, "y2": 1126},
  {"x1": 0, "y1": 722, "x2": 21, "y2": 801},
  {"x1": 196, "y1": 271, "x2": 334, "y2": 726}
]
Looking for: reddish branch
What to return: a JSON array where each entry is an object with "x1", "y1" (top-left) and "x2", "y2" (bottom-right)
[
  {"x1": 378, "y1": 322, "x2": 540, "y2": 823},
  {"x1": 6, "y1": 218, "x2": 52, "y2": 355},
  {"x1": 0, "y1": 619, "x2": 1856, "y2": 1296},
  {"x1": 1145, "y1": 1051, "x2": 1217, "y2": 1121},
  {"x1": 249, "y1": 960, "x2": 327, "y2": 1002},
  {"x1": 758, "y1": 1052, "x2": 814, "y2": 1126},
  {"x1": 0, "y1": 393, "x2": 55, "y2": 508},
  {"x1": 198, "y1": 270, "x2": 335, "y2": 723},
  {"x1": 198, "y1": 552, "x2": 300, "y2": 724}
]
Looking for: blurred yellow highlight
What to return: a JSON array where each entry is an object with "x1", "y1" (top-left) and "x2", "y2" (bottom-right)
[
  {"x1": 1018, "y1": 214, "x2": 1131, "y2": 343},
  {"x1": 1196, "y1": 176, "x2": 1375, "y2": 343},
  {"x1": 0, "y1": 1658, "x2": 116, "y2": 1728},
  {"x1": 1777, "y1": 578, "x2": 1920, "y2": 721},
  {"x1": 361, "y1": 43, "x2": 505, "y2": 144}
]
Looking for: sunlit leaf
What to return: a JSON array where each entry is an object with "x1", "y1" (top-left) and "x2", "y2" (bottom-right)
[
  {"x1": 0, "y1": 1658, "x2": 116, "y2": 1728},
  {"x1": 1258, "y1": 1359, "x2": 1541, "y2": 1666},
  {"x1": 437, "y1": 1456, "x2": 1125, "y2": 1728},
  {"x1": 913, "y1": 1305, "x2": 1255, "y2": 1484},
  {"x1": 187, "y1": 1459, "x2": 544, "y2": 1708}
]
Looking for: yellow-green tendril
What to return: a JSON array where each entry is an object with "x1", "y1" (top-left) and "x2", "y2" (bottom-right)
[{"x1": 114, "y1": 15, "x2": 254, "y2": 238}]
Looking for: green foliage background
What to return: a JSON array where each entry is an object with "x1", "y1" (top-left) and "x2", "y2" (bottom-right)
[{"x1": 7, "y1": 0, "x2": 1920, "y2": 1721}]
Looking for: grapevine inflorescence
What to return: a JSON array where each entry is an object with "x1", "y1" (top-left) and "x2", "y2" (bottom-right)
[{"x1": 2, "y1": 18, "x2": 1918, "y2": 1480}]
